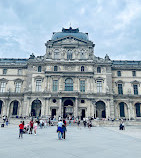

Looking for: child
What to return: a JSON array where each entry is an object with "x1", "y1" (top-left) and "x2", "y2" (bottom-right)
[
  {"x1": 34, "y1": 120, "x2": 38, "y2": 135},
  {"x1": 19, "y1": 121, "x2": 24, "y2": 138}
]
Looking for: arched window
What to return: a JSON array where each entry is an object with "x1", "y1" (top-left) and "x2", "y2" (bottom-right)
[
  {"x1": 81, "y1": 66, "x2": 84, "y2": 72},
  {"x1": 119, "y1": 102, "x2": 125, "y2": 117},
  {"x1": 54, "y1": 66, "x2": 58, "y2": 71},
  {"x1": 67, "y1": 50, "x2": 72, "y2": 60},
  {"x1": 12, "y1": 101, "x2": 19, "y2": 115},
  {"x1": 97, "y1": 67, "x2": 101, "y2": 73},
  {"x1": 0, "y1": 100, "x2": 3, "y2": 115},
  {"x1": 38, "y1": 66, "x2": 42, "y2": 72},
  {"x1": 65, "y1": 78, "x2": 73, "y2": 91}
]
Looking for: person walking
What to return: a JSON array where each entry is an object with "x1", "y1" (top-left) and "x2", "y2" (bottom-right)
[
  {"x1": 57, "y1": 120, "x2": 63, "y2": 140},
  {"x1": 62, "y1": 119, "x2": 67, "y2": 139},
  {"x1": 34, "y1": 120, "x2": 38, "y2": 135},
  {"x1": 29, "y1": 119, "x2": 34, "y2": 134},
  {"x1": 77, "y1": 119, "x2": 80, "y2": 127},
  {"x1": 19, "y1": 121, "x2": 24, "y2": 138},
  {"x1": 6, "y1": 118, "x2": 9, "y2": 126}
]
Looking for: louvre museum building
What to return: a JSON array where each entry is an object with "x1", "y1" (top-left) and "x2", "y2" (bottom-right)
[{"x1": 0, "y1": 27, "x2": 141, "y2": 120}]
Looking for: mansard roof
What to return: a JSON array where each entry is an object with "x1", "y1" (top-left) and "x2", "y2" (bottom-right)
[
  {"x1": 112, "y1": 60, "x2": 141, "y2": 66},
  {"x1": 51, "y1": 27, "x2": 89, "y2": 41},
  {"x1": 0, "y1": 58, "x2": 28, "y2": 66}
]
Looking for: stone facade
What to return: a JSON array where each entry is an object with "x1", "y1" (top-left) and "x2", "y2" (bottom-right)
[{"x1": 0, "y1": 27, "x2": 141, "y2": 120}]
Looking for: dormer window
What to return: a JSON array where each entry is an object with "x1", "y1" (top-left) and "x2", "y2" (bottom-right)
[
  {"x1": 132, "y1": 71, "x2": 136, "y2": 77},
  {"x1": 81, "y1": 66, "x2": 84, "y2": 72},
  {"x1": 18, "y1": 69, "x2": 22, "y2": 75},
  {"x1": 38, "y1": 66, "x2": 42, "y2": 72},
  {"x1": 117, "y1": 71, "x2": 121, "y2": 77},
  {"x1": 54, "y1": 66, "x2": 58, "y2": 71},
  {"x1": 97, "y1": 67, "x2": 101, "y2": 73},
  {"x1": 3, "y1": 69, "x2": 7, "y2": 75}
]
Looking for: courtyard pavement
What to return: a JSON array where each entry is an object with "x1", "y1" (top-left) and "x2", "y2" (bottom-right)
[{"x1": 0, "y1": 124, "x2": 141, "y2": 158}]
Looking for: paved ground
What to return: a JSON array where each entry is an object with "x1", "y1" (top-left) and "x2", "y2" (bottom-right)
[{"x1": 0, "y1": 125, "x2": 141, "y2": 158}]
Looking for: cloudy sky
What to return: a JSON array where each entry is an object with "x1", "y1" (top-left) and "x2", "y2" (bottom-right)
[{"x1": 0, "y1": 0, "x2": 141, "y2": 60}]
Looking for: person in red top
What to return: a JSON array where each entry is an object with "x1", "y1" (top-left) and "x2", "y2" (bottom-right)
[
  {"x1": 19, "y1": 121, "x2": 24, "y2": 138},
  {"x1": 29, "y1": 119, "x2": 34, "y2": 134}
]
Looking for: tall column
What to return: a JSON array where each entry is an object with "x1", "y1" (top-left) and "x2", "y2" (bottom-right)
[
  {"x1": 74, "y1": 98, "x2": 78, "y2": 118},
  {"x1": 129, "y1": 101, "x2": 134, "y2": 119},
  {"x1": 26, "y1": 97, "x2": 31, "y2": 116},
  {"x1": 6, "y1": 99, "x2": 10, "y2": 117},
  {"x1": 45, "y1": 98, "x2": 48, "y2": 117},
  {"x1": 41, "y1": 99, "x2": 45, "y2": 117},
  {"x1": 58, "y1": 98, "x2": 62, "y2": 117}
]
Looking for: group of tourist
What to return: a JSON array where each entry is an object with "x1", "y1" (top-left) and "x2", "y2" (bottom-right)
[
  {"x1": 18, "y1": 118, "x2": 67, "y2": 140},
  {"x1": 18, "y1": 119, "x2": 38, "y2": 138},
  {"x1": 1, "y1": 115, "x2": 9, "y2": 127}
]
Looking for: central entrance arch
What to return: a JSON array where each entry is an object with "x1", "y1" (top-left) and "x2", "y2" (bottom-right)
[
  {"x1": 31, "y1": 99, "x2": 41, "y2": 117},
  {"x1": 96, "y1": 101, "x2": 106, "y2": 118},
  {"x1": 63, "y1": 99, "x2": 74, "y2": 118},
  {"x1": 0, "y1": 100, "x2": 3, "y2": 115},
  {"x1": 9, "y1": 100, "x2": 19, "y2": 116}
]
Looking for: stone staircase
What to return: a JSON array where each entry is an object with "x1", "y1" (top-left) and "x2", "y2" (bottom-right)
[{"x1": 1, "y1": 118, "x2": 141, "y2": 127}]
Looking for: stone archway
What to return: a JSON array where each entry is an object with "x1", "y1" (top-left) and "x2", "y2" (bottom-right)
[
  {"x1": 9, "y1": 100, "x2": 19, "y2": 116},
  {"x1": 31, "y1": 99, "x2": 41, "y2": 117},
  {"x1": 119, "y1": 102, "x2": 128, "y2": 118},
  {"x1": 135, "y1": 103, "x2": 141, "y2": 117},
  {"x1": 63, "y1": 99, "x2": 74, "y2": 118},
  {"x1": 96, "y1": 101, "x2": 106, "y2": 118},
  {"x1": 0, "y1": 100, "x2": 3, "y2": 115}
]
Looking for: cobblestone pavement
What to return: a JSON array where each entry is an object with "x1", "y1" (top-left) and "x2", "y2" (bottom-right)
[{"x1": 0, "y1": 125, "x2": 141, "y2": 158}]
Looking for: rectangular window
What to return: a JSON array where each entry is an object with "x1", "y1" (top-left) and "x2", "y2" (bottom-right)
[
  {"x1": 3, "y1": 69, "x2": 7, "y2": 75},
  {"x1": 117, "y1": 71, "x2": 121, "y2": 77},
  {"x1": 53, "y1": 80, "x2": 58, "y2": 91},
  {"x1": 80, "y1": 80, "x2": 85, "y2": 92},
  {"x1": 118, "y1": 84, "x2": 123, "y2": 94},
  {"x1": 18, "y1": 69, "x2": 22, "y2": 75},
  {"x1": 67, "y1": 51, "x2": 72, "y2": 60},
  {"x1": 38, "y1": 66, "x2": 42, "y2": 72},
  {"x1": 97, "y1": 81, "x2": 102, "y2": 93},
  {"x1": 0, "y1": 82, "x2": 6, "y2": 92},
  {"x1": 132, "y1": 71, "x2": 136, "y2": 77},
  {"x1": 36, "y1": 80, "x2": 42, "y2": 92},
  {"x1": 15, "y1": 82, "x2": 21, "y2": 93},
  {"x1": 133, "y1": 85, "x2": 138, "y2": 95}
]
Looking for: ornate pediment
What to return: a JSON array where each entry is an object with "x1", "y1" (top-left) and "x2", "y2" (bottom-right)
[
  {"x1": 14, "y1": 78, "x2": 24, "y2": 84},
  {"x1": 94, "y1": 77, "x2": 105, "y2": 83},
  {"x1": 115, "y1": 80, "x2": 124, "y2": 86},
  {"x1": 34, "y1": 75, "x2": 44, "y2": 81},
  {"x1": 130, "y1": 80, "x2": 140, "y2": 86},
  {"x1": 0, "y1": 78, "x2": 8, "y2": 83},
  {"x1": 53, "y1": 36, "x2": 88, "y2": 45}
]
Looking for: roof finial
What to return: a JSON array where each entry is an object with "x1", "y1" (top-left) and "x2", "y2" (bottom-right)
[{"x1": 69, "y1": 22, "x2": 72, "y2": 29}]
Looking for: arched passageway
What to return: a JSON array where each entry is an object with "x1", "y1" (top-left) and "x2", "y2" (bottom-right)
[
  {"x1": 63, "y1": 99, "x2": 73, "y2": 118},
  {"x1": 119, "y1": 102, "x2": 128, "y2": 118},
  {"x1": 135, "y1": 103, "x2": 141, "y2": 117},
  {"x1": 96, "y1": 101, "x2": 106, "y2": 118},
  {"x1": 9, "y1": 100, "x2": 19, "y2": 116},
  {"x1": 31, "y1": 99, "x2": 41, "y2": 117},
  {"x1": 0, "y1": 100, "x2": 3, "y2": 115}
]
